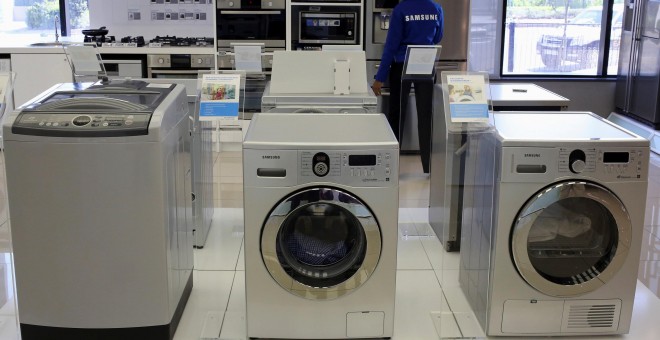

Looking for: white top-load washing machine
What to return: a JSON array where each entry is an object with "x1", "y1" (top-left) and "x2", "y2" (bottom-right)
[
  {"x1": 261, "y1": 51, "x2": 378, "y2": 113},
  {"x1": 243, "y1": 113, "x2": 398, "y2": 339},
  {"x1": 459, "y1": 112, "x2": 650, "y2": 336},
  {"x1": 3, "y1": 80, "x2": 194, "y2": 339}
]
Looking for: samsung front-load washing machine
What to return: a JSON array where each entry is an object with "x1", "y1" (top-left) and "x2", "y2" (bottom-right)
[
  {"x1": 3, "y1": 80, "x2": 194, "y2": 339},
  {"x1": 243, "y1": 113, "x2": 399, "y2": 339},
  {"x1": 459, "y1": 112, "x2": 650, "y2": 336}
]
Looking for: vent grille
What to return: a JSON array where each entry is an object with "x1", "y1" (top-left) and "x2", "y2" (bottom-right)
[
  {"x1": 566, "y1": 304, "x2": 616, "y2": 328},
  {"x1": 561, "y1": 300, "x2": 621, "y2": 333}
]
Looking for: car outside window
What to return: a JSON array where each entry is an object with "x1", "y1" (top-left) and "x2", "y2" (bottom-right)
[{"x1": 503, "y1": 1, "x2": 623, "y2": 77}]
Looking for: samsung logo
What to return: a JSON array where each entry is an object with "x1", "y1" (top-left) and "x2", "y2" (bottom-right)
[
  {"x1": 262, "y1": 155, "x2": 280, "y2": 160},
  {"x1": 524, "y1": 153, "x2": 541, "y2": 158},
  {"x1": 405, "y1": 14, "x2": 438, "y2": 22}
]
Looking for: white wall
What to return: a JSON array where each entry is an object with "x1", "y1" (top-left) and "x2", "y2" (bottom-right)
[{"x1": 89, "y1": 0, "x2": 214, "y2": 40}]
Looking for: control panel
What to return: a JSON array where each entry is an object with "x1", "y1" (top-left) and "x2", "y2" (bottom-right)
[
  {"x1": 504, "y1": 146, "x2": 649, "y2": 183},
  {"x1": 12, "y1": 112, "x2": 151, "y2": 137},
  {"x1": 216, "y1": 0, "x2": 285, "y2": 9},
  {"x1": 300, "y1": 150, "x2": 395, "y2": 185},
  {"x1": 559, "y1": 147, "x2": 646, "y2": 180}
]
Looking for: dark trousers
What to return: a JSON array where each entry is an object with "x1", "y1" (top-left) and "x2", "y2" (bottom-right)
[{"x1": 388, "y1": 62, "x2": 434, "y2": 173}]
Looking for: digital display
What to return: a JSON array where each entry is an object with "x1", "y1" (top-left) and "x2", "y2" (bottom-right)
[
  {"x1": 603, "y1": 152, "x2": 629, "y2": 163},
  {"x1": 315, "y1": 154, "x2": 327, "y2": 162},
  {"x1": 349, "y1": 155, "x2": 377, "y2": 166}
]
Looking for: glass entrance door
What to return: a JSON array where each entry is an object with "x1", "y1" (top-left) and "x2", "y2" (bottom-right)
[
  {"x1": 261, "y1": 187, "x2": 381, "y2": 300},
  {"x1": 511, "y1": 181, "x2": 632, "y2": 297}
]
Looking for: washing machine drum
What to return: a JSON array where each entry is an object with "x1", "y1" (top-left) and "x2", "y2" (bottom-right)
[
  {"x1": 511, "y1": 181, "x2": 632, "y2": 297},
  {"x1": 261, "y1": 187, "x2": 382, "y2": 300}
]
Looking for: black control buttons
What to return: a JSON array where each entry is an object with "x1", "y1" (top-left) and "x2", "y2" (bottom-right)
[
  {"x1": 312, "y1": 152, "x2": 330, "y2": 177},
  {"x1": 72, "y1": 115, "x2": 92, "y2": 127}
]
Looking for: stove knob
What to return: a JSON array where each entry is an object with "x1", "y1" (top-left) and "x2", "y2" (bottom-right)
[
  {"x1": 158, "y1": 58, "x2": 165, "y2": 64},
  {"x1": 197, "y1": 58, "x2": 203, "y2": 64},
  {"x1": 569, "y1": 149, "x2": 587, "y2": 174},
  {"x1": 228, "y1": 1, "x2": 234, "y2": 6}
]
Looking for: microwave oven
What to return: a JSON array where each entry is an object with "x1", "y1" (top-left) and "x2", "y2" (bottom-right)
[{"x1": 299, "y1": 12, "x2": 357, "y2": 44}]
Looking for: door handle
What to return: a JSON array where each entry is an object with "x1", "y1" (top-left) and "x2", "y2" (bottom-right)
[{"x1": 220, "y1": 10, "x2": 282, "y2": 15}]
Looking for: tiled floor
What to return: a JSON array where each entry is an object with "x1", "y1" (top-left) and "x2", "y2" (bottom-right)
[{"x1": 0, "y1": 150, "x2": 659, "y2": 339}]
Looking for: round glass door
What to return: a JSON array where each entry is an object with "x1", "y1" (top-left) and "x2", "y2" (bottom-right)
[
  {"x1": 261, "y1": 187, "x2": 382, "y2": 300},
  {"x1": 511, "y1": 181, "x2": 632, "y2": 297}
]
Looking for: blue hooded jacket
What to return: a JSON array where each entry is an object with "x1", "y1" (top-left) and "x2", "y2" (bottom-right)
[{"x1": 374, "y1": 0, "x2": 444, "y2": 82}]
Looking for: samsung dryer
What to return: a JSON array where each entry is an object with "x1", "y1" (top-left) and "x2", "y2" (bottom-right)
[
  {"x1": 459, "y1": 111, "x2": 650, "y2": 336},
  {"x1": 3, "y1": 80, "x2": 194, "y2": 339},
  {"x1": 243, "y1": 113, "x2": 398, "y2": 339}
]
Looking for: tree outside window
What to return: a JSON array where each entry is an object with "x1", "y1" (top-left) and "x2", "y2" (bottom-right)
[{"x1": 0, "y1": 0, "x2": 89, "y2": 44}]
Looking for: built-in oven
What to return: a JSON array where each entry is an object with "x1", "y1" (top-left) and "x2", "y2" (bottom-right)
[
  {"x1": 99, "y1": 54, "x2": 146, "y2": 79},
  {"x1": 147, "y1": 54, "x2": 214, "y2": 79},
  {"x1": 291, "y1": 5, "x2": 361, "y2": 50},
  {"x1": 216, "y1": 0, "x2": 286, "y2": 50},
  {"x1": 101, "y1": 59, "x2": 145, "y2": 79},
  {"x1": 299, "y1": 12, "x2": 357, "y2": 44}
]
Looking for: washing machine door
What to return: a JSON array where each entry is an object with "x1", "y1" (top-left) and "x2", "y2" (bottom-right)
[
  {"x1": 261, "y1": 187, "x2": 381, "y2": 300},
  {"x1": 511, "y1": 181, "x2": 632, "y2": 297}
]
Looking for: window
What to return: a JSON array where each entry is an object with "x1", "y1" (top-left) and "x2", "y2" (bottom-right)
[
  {"x1": 502, "y1": 0, "x2": 623, "y2": 76},
  {"x1": 0, "y1": 0, "x2": 90, "y2": 44}
]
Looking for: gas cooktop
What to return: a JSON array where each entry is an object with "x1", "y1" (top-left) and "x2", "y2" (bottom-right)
[{"x1": 149, "y1": 36, "x2": 214, "y2": 47}]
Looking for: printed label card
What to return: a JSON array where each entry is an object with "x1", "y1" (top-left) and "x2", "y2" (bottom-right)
[
  {"x1": 446, "y1": 74, "x2": 489, "y2": 123},
  {"x1": 199, "y1": 74, "x2": 241, "y2": 121}
]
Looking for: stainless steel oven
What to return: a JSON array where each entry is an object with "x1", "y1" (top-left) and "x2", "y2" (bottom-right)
[
  {"x1": 147, "y1": 54, "x2": 214, "y2": 79},
  {"x1": 216, "y1": 0, "x2": 286, "y2": 50},
  {"x1": 291, "y1": 5, "x2": 360, "y2": 50}
]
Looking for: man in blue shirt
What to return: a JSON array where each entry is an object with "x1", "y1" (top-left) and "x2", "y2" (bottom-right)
[{"x1": 372, "y1": 0, "x2": 443, "y2": 174}]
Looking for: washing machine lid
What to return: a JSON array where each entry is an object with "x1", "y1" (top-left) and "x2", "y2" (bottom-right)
[
  {"x1": 11, "y1": 80, "x2": 175, "y2": 137},
  {"x1": 243, "y1": 113, "x2": 398, "y2": 150},
  {"x1": 494, "y1": 112, "x2": 646, "y2": 144},
  {"x1": 262, "y1": 82, "x2": 378, "y2": 109}
]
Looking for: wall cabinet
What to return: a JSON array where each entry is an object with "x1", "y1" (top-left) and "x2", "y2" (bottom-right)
[{"x1": 11, "y1": 53, "x2": 72, "y2": 108}]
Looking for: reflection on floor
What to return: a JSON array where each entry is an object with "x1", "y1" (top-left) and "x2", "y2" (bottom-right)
[{"x1": 0, "y1": 152, "x2": 659, "y2": 339}]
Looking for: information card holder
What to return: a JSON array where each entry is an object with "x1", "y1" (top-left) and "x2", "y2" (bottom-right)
[
  {"x1": 438, "y1": 71, "x2": 495, "y2": 252},
  {"x1": 196, "y1": 70, "x2": 245, "y2": 122},
  {"x1": 441, "y1": 71, "x2": 495, "y2": 262},
  {"x1": 395, "y1": 45, "x2": 441, "y2": 142},
  {"x1": 196, "y1": 70, "x2": 248, "y2": 151},
  {"x1": 402, "y1": 45, "x2": 441, "y2": 81},
  {"x1": 62, "y1": 43, "x2": 107, "y2": 82},
  {"x1": 231, "y1": 42, "x2": 265, "y2": 72}
]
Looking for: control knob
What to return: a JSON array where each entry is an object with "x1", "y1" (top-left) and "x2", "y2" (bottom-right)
[
  {"x1": 158, "y1": 58, "x2": 165, "y2": 64},
  {"x1": 569, "y1": 149, "x2": 587, "y2": 174},
  {"x1": 312, "y1": 152, "x2": 330, "y2": 177},
  {"x1": 228, "y1": 1, "x2": 234, "y2": 6},
  {"x1": 72, "y1": 115, "x2": 92, "y2": 127},
  {"x1": 197, "y1": 58, "x2": 203, "y2": 64}
]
